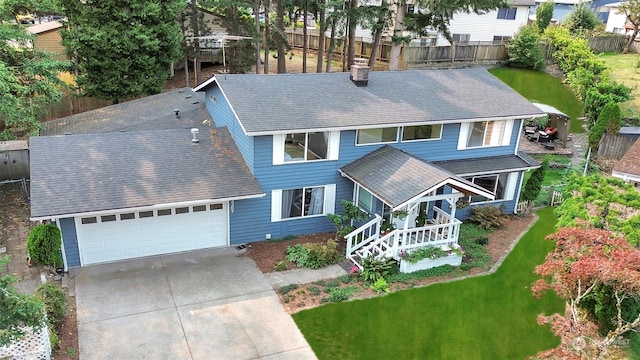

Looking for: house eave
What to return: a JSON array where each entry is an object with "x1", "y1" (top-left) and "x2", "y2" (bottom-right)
[{"x1": 30, "y1": 192, "x2": 265, "y2": 222}]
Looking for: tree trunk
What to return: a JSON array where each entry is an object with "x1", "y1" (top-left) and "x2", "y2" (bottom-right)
[
  {"x1": 255, "y1": 0, "x2": 262, "y2": 74},
  {"x1": 316, "y1": 6, "x2": 326, "y2": 73},
  {"x1": 346, "y1": 0, "x2": 357, "y2": 69},
  {"x1": 623, "y1": 26, "x2": 638, "y2": 54},
  {"x1": 189, "y1": 0, "x2": 202, "y2": 84},
  {"x1": 303, "y1": 0, "x2": 308, "y2": 73},
  {"x1": 388, "y1": 2, "x2": 405, "y2": 71},
  {"x1": 276, "y1": 0, "x2": 287, "y2": 73},
  {"x1": 264, "y1": 0, "x2": 270, "y2": 74},
  {"x1": 325, "y1": 16, "x2": 336, "y2": 73},
  {"x1": 368, "y1": 0, "x2": 387, "y2": 69}
]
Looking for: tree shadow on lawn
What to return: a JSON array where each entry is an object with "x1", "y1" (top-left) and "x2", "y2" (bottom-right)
[{"x1": 293, "y1": 207, "x2": 564, "y2": 360}]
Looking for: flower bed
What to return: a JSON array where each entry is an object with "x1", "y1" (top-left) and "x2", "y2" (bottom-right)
[{"x1": 399, "y1": 253, "x2": 463, "y2": 273}]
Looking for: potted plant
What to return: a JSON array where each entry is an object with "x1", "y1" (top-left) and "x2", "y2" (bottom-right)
[
  {"x1": 392, "y1": 209, "x2": 408, "y2": 220},
  {"x1": 380, "y1": 220, "x2": 395, "y2": 235},
  {"x1": 398, "y1": 244, "x2": 464, "y2": 273}
]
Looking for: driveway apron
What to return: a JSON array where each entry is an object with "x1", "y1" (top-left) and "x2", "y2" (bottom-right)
[{"x1": 74, "y1": 247, "x2": 316, "y2": 360}]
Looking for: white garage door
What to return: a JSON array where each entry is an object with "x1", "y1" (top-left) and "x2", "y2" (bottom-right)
[{"x1": 76, "y1": 203, "x2": 228, "y2": 265}]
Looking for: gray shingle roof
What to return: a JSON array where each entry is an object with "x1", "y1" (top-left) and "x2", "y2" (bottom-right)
[
  {"x1": 30, "y1": 127, "x2": 263, "y2": 218},
  {"x1": 339, "y1": 145, "x2": 492, "y2": 208},
  {"x1": 210, "y1": 68, "x2": 544, "y2": 134},
  {"x1": 613, "y1": 138, "x2": 640, "y2": 178},
  {"x1": 42, "y1": 88, "x2": 210, "y2": 135},
  {"x1": 433, "y1": 152, "x2": 540, "y2": 176}
]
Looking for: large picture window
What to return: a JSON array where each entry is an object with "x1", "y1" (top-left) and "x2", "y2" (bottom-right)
[
  {"x1": 271, "y1": 184, "x2": 336, "y2": 221},
  {"x1": 467, "y1": 173, "x2": 510, "y2": 203},
  {"x1": 356, "y1": 127, "x2": 398, "y2": 145},
  {"x1": 458, "y1": 119, "x2": 512, "y2": 149},
  {"x1": 402, "y1": 124, "x2": 442, "y2": 142}
]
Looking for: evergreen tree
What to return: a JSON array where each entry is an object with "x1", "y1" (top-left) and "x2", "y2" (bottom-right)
[
  {"x1": 535, "y1": 1, "x2": 554, "y2": 33},
  {"x1": 61, "y1": 0, "x2": 184, "y2": 103},
  {"x1": 521, "y1": 157, "x2": 548, "y2": 202},
  {"x1": 588, "y1": 102, "x2": 621, "y2": 150}
]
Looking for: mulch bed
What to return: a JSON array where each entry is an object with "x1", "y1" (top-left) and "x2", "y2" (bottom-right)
[{"x1": 242, "y1": 214, "x2": 537, "y2": 314}]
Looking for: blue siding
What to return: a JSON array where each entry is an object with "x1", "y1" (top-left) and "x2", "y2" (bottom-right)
[
  {"x1": 59, "y1": 218, "x2": 80, "y2": 267},
  {"x1": 204, "y1": 86, "x2": 255, "y2": 173}
]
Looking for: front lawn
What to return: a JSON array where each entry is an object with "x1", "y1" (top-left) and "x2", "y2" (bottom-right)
[{"x1": 293, "y1": 207, "x2": 564, "y2": 359}]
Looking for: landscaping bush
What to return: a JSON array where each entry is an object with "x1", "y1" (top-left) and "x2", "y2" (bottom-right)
[
  {"x1": 27, "y1": 224, "x2": 62, "y2": 267},
  {"x1": 563, "y1": 2, "x2": 602, "y2": 35},
  {"x1": 359, "y1": 257, "x2": 395, "y2": 284},
  {"x1": 35, "y1": 282, "x2": 67, "y2": 330},
  {"x1": 588, "y1": 102, "x2": 622, "y2": 150},
  {"x1": 458, "y1": 235, "x2": 491, "y2": 270},
  {"x1": 535, "y1": 1, "x2": 554, "y2": 32},
  {"x1": 583, "y1": 82, "x2": 631, "y2": 128},
  {"x1": 285, "y1": 240, "x2": 341, "y2": 269},
  {"x1": 327, "y1": 286, "x2": 358, "y2": 302},
  {"x1": 279, "y1": 283, "x2": 299, "y2": 294},
  {"x1": 467, "y1": 206, "x2": 505, "y2": 230},
  {"x1": 506, "y1": 25, "x2": 545, "y2": 70},
  {"x1": 521, "y1": 158, "x2": 549, "y2": 201},
  {"x1": 370, "y1": 278, "x2": 390, "y2": 294}
]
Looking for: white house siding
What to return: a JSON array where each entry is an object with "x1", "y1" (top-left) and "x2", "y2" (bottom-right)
[
  {"x1": 604, "y1": 4, "x2": 628, "y2": 34},
  {"x1": 436, "y1": 6, "x2": 531, "y2": 46}
]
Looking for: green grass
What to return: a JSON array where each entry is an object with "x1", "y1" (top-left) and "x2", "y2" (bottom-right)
[
  {"x1": 294, "y1": 208, "x2": 564, "y2": 360},
  {"x1": 489, "y1": 68, "x2": 585, "y2": 133},
  {"x1": 599, "y1": 52, "x2": 640, "y2": 120},
  {"x1": 627, "y1": 331, "x2": 640, "y2": 360}
]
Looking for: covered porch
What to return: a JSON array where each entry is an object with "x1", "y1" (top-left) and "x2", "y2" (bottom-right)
[{"x1": 339, "y1": 146, "x2": 495, "y2": 271}]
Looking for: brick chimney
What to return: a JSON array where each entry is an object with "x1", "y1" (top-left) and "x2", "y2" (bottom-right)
[{"x1": 350, "y1": 58, "x2": 369, "y2": 87}]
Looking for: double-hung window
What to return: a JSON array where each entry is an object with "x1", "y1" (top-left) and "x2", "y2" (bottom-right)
[
  {"x1": 273, "y1": 131, "x2": 339, "y2": 164},
  {"x1": 271, "y1": 184, "x2": 336, "y2": 221},
  {"x1": 457, "y1": 119, "x2": 513, "y2": 149}
]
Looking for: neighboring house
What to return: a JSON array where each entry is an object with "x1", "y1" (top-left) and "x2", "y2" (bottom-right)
[
  {"x1": 30, "y1": 68, "x2": 544, "y2": 269},
  {"x1": 26, "y1": 21, "x2": 67, "y2": 60},
  {"x1": 612, "y1": 137, "x2": 640, "y2": 187},
  {"x1": 529, "y1": 0, "x2": 589, "y2": 23},
  {"x1": 593, "y1": 0, "x2": 622, "y2": 23},
  {"x1": 601, "y1": 2, "x2": 631, "y2": 34},
  {"x1": 352, "y1": 0, "x2": 534, "y2": 44},
  {"x1": 429, "y1": 0, "x2": 535, "y2": 45}
]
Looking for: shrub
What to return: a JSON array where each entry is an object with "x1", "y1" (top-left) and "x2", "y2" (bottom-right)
[
  {"x1": 303, "y1": 240, "x2": 341, "y2": 269},
  {"x1": 563, "y1": 2, "x2": 602, "y2": 35},
  {"x1": 327, "y1": 286, "x2": 358, "y2": 302},
  {"x1": 468, "y1": 206, "x2": 505, "y2": 230},
  {"x1": 27, "y1": 224, "x2": 62, "y2": 267},
  {"x1": 506, "y1": 25, "x2": 545, "y2": 70},
  {"x1": 583, "y1": 82, "x2": 631, "y2": 128},
  {"x1": 475, "y1": 236, "x2": 489, "y2": 246},
  {"x1": 521, "y1": 158, "x2": 549, "y2": 201},
  {"x1": 359, "y1": 257, "x2": 395, "y2": 284},
  {"x1": 35, "y1": 282, "x2": 67, "y2": 330},
  {"x1": 279, "y1": 284, "x2": 299, "y2": 294},
  {"x1": 308, "y1": 286, "x2": 320, "y2": 295},
  {"x1": 459, "y1": 235, "x2": 491, "y2": 270},
  {"x1": 327, "y1": 200, "x2": 369, "y2": 240},
  {"x1": 285, "y1": 244, "x2": 308, "y2": 265},
  {"x1": 370, "y1": 278, "x2": 390, "y2": 294},
  {"x1": 588, "y1": 102, "x2": 621, "y2": 150}
]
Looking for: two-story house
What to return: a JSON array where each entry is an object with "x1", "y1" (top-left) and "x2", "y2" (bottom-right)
[{"x1": 30, "y1": 67, "x2": 543, "y2": 269}]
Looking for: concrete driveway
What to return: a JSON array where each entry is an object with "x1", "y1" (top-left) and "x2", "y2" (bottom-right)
[{"x1": 74, "y1": 248, "x2": 316, "y2": 360}]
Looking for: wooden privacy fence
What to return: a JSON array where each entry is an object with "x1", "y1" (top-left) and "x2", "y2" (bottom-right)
[
  {"x1": 597, "y1": 133, "x2": 638, "y2": 159},
  {"x1": 286, "y1": 30, "x2": 507, "y2": 69},
  {"x1": 38, "y1": 95, "x2": 112, "y2": 122},
  {"x1": 543, "y1": 34, "x2": 630, "y2": 58}
]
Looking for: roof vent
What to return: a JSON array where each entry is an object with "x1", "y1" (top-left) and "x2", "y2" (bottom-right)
[
  {"x1": 350, "y1": 58, "x2": 369, "y2": 87},
  {"x1": 174, "y1": 109, "x2": 180, "y2": 118},
  {"x1": 191, "y1": 128, "x2": 200, "y2": 143}
]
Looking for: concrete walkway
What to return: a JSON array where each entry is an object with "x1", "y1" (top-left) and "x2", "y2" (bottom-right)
[{"x1": 74, "y1": 247, "x2": 316, "y2": 360}]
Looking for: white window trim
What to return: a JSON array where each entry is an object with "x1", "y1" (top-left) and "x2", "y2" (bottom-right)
[
  {"x1": 466, "y1": 172, "x2": 517, "y2": 204},
  {"x1": 271, "y1": 184, "x2": 336, "y2": 222},
  {"x1": 356, "y1": 186, "x2": 374, "y2": 213},
  {"x1": 355, "y1": 127, "x2": 399, "y2": 146},
  {"x1": 272, "y1": 131, "x2": 339, "y2": 165},
  {"x1": 457, "y1": 119, "x2": 513, "y2": 150},
  {"x1": 400, "y1": 124, "x2": 443, "y2": 143}
]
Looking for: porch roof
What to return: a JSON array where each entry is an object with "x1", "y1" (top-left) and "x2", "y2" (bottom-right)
[
  {"x1": 339, "y1": 146, "x2": 495, "y2": 210},
  {"x1": 432, "y1": 152, "x2": 540, "y2": 176}
]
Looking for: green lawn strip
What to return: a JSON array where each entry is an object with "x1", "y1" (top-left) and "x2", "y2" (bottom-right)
[
  {"x1": 294, "y1": 208, "x2": 564, "y2": 359},
  {"x1": 599, "y1": 52, "x2": 640, "y2": 119},
  {"x1": 489, "y1": 68, "x2": 584, "y2": 133}
]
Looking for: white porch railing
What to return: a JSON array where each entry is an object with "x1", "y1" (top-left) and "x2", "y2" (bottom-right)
[{"x1": 345, "y1": 207, "x2": 461, "y2": 270}]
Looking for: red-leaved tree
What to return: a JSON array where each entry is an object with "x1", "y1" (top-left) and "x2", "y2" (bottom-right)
[{"x1": 531, "y1": 227, "x2": 640, "y2": 360}]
